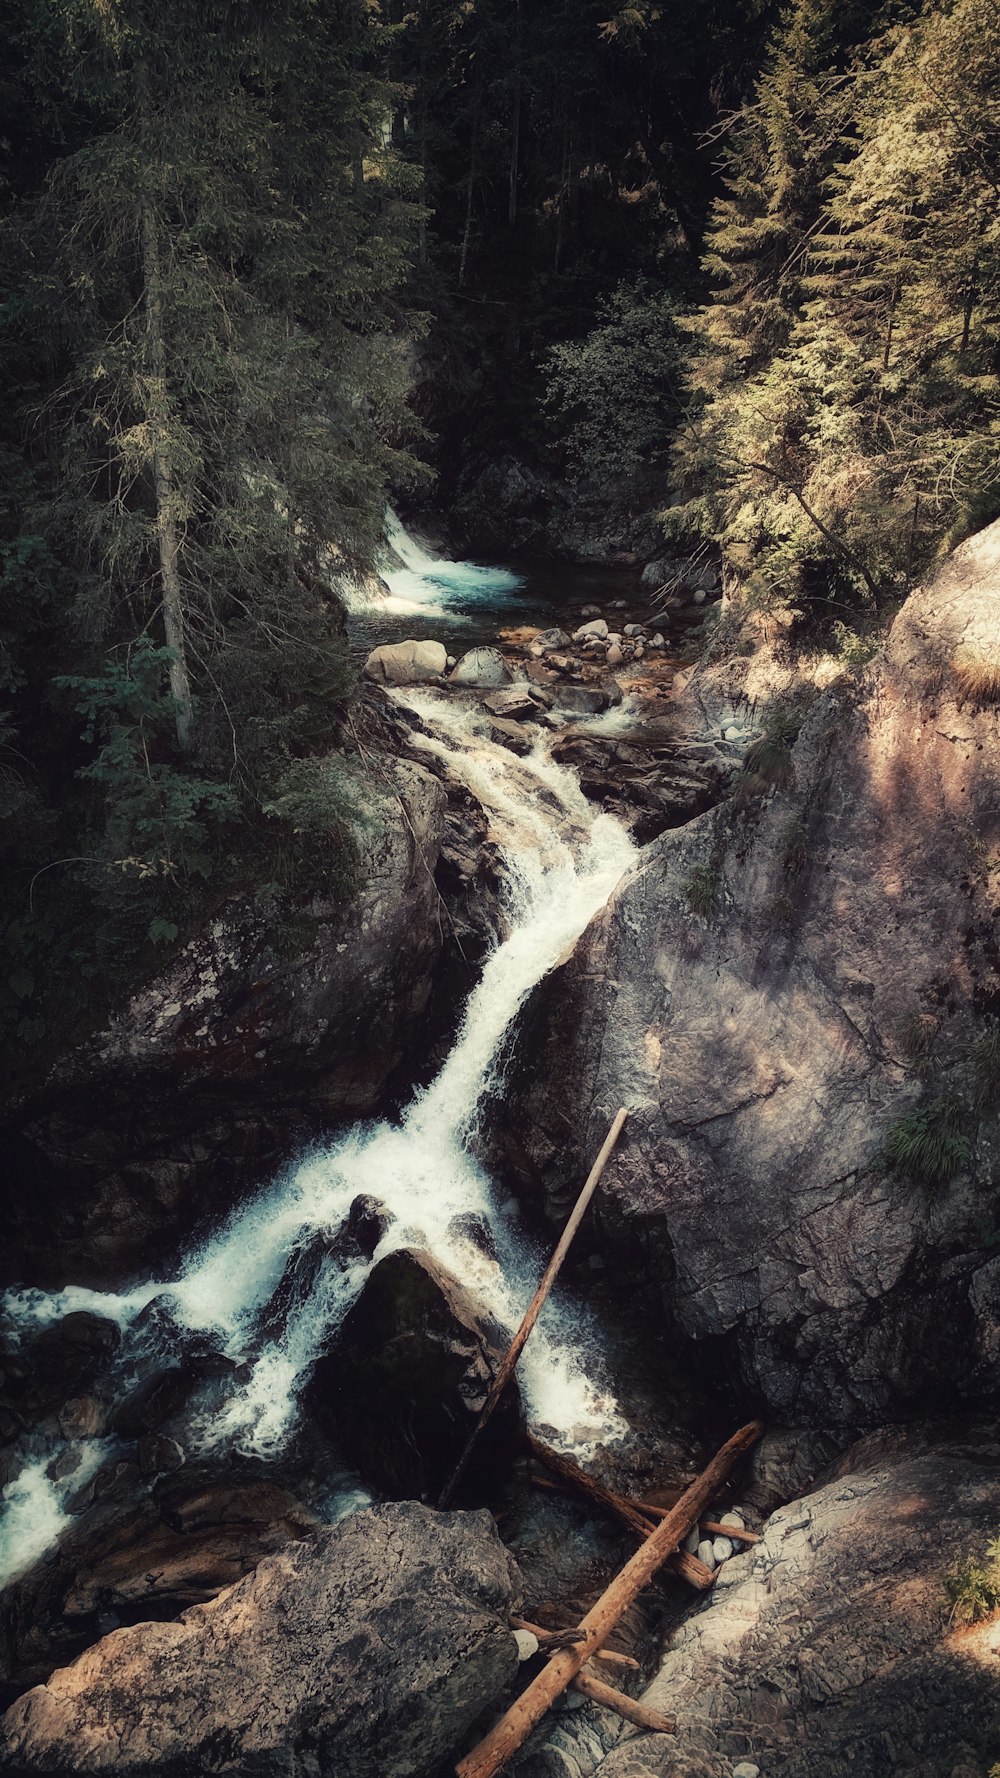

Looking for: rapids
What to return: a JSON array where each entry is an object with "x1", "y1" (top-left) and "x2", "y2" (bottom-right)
[{"x1": 0, "y1": 665, "x2": 638, "y2": 1586}]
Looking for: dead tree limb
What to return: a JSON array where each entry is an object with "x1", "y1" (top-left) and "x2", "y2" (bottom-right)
[
  {"x1": 571, "y1": 1670, "x2": 676, "y2": 1733},
  {"x1": 456, "y1": 1419, "x2": 764, "y2": 1778},
  {"x1": 439, "y1": 1108, "x2": 628, "y2": 1506}
]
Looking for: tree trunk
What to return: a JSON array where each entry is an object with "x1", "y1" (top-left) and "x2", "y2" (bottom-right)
[
  {"x1": 508, "y1": 0, "x2": 522, "y2": 229},
  {"x1": 141, "y1": 203, "x2": 194, "y2": 751}
]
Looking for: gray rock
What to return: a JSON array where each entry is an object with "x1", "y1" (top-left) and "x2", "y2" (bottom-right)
[
  {"x1": 572, "y1": 620, "x2": 609, "y2": 643},
  {"x1": 0, "y1": 1502, "x2": 522, "y2": 1778},
  {"x1": 364, "y1": 638, "x2": 448, "y2": 685},
  {"x1": 606, "y1": 645, "x2": 624, "y2": 668},
  {"x1": 538, "y1": 628, "x2": 572, "y2": 650},
  {"x1": 711, "y1": 1536, "x2": 734, "y2": 1562},
  {"x1": 450, "y1": 646, "x2": 513, "y2": 689},
  {"x1": 684, "y1": 1527, "x2": 702, "y2": 1556},
  {"x1": 591, "y1": 1431, "x2": 1000, "y2": 1778},
  {"x1": 490, "y1": 521, "x2": 1000, "y2": 1425},
  {"x1": 483, "y1": 688, "x2": 540, "y2": 721},
  {"x1": 732, "y1": 1766, "x2": 761, "y2": 1778},
  {"x1": 624, "y1": 624, "x2": 646, "y2": 638},
  {"x1": 580, "y1": 604, "x2": 602, "y2": 619},
  {"x1": 651, "y1": 633, "x2": 665, "y2": 647},
  {"x1": 696, "y1": 1539, "x2": 716, "y2": 1569}
]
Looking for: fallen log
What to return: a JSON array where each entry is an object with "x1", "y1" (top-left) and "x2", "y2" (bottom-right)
[
  {"x1": 669, "y1": 1549, "x2": 716, "y2": 1590},
  {"x1": 456, "y1": 1419, "x2": 764, "y2": 1778},
  {"x1": 571, "y1": 1670, "x2": 676, "y2": 1733},
  {"x1": 527, "y1": 1435, "x2": 712, "y2": 1587},
  {"x1": 637, "y1": 1503, "x2": 761, "y2": 1544},
  {"x1": 439, "y1": 1108, "x2": 628, "y2": 1507},
  {"x1": 511, "y1": 1619, "x2": 639, "y2": 1669}
]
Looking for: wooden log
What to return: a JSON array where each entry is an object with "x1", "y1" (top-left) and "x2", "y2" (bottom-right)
[
  {"x1": 668, "y1": 1548, "x2": 716, "y2": 1590},
  {"x1": 571, "y1": 1669, "x2": 676, "y2": 1734},
  {"x1": 439, "y1": 1108, "x2": 628, "y2": 1507},
  {"x1": 510, "y1": 1620, "x2": 638, "y2": 1668},
  {"x1": 638, "y1": 1503, "x2": 761, "y2": 1544},
  {"x1": 455, "y1": 1419, "x2": 764, "y2": 1778},
  {"x1": 527, "y1": 1436, "x2": 717, "y2": 1588}
]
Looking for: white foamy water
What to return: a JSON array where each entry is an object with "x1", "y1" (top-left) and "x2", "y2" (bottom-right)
[
  {"x1": 0, "y1": 1443, "x2": 104, "y2": 1589},
  {"x1": 1, "y1": 686, "x2": 637, "y2": 1568},
  {"x1": 377, "y1": 510, "x2": 524, "y2": 619}
]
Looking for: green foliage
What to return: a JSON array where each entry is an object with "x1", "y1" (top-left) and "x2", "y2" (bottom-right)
[
  {"x1": 972, "y1": 1026, "x2": 1000, "y2": 1113},
  {"x1": 542, "y1": 283, "x2": 685, "y2": 474},
  {"x1": 945, "y1": 1534, "x2": 1000, "y2": 1626},
  {"x1": 737, "y1": 708, "x2": 798, "y2": 796},
  {"x1": 881, "y1": 1093, "x2": 973, "y2": 1187},
  {"x1": 891, "y1": 1009, "x2": 938, "y2": 1078},
  {"x1": 684, "y1": 861, "x2": 720, "y2": 921}
]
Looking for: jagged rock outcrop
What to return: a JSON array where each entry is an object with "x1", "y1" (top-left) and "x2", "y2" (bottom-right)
[
  {"x1": 2, "y1": 761, "x2": 448, "y2": 1289},
  {"x1": 579, "y1": 1426, "x2": 1000, "y2": 1778},
  {"x1": 308, "y1": 1248, "x2": 523, "y2": 1500},
  {"x1": 0, "y1": 1502, "x2": 521, "y2": 1778},
  {"x1": 491, "y1": 520, "x2": 1000, "y2": 1426}
]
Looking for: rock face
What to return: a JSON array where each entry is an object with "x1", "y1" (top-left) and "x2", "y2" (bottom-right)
[
  {"x1": 364, "y1": 638, "x2": 448, "y2": 684},
  {"x1": 2, "y1": 760, "x2": 447, "y2": 1289},
  {"x1": 492, "y1": 522, "x2": 1000, "y2": 1425},
  {"x1": 0, "y1": 1502, "x2": 522, "y2": 1778},
  {"x1": 310, "y1": 1248, "x2": 522, "y2": 1500},
  {"x1": 590, "y1": 1427, "x2": 1000, "y2": 1778}
]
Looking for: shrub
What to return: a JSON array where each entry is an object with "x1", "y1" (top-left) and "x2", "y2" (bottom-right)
[
  {"x1": 684, "y1": 862, "x2": 719, "y2": 920},
  {"x1": 945, "y1": 1535, "x2": 1000, "y2": 1626},
  {"x1": 737, "y1": 708, "x2": 798, "y2": 797},
  {"x1": 972, "y1": 1026, "x2": 1000, "y2": 1112},
  {"x1": 952, "y1": 645, "x2": 1000, "y2": 705},
  {"x1": 881, "y1": 1093, "x2": 972, "y2": 1186}
]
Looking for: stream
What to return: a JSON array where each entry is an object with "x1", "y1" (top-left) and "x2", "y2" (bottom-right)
[{"x1": 0, "y1": 524, "x2": 644, "y2": 1591}]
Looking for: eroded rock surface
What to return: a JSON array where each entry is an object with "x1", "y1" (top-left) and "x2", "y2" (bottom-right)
[
  {"x1": 587, "y1": 1427, "x2": 1000, "y2": 1778},
  {"x1": 0, "y1": 1501, "x2": 521, "y2": 1778},
  {"x1": 3, "y1": 760, "x2": 447, "y2": 1289},
  {"x1": 491, "y1": 521, "x2": 1000, "y2": 1424}
]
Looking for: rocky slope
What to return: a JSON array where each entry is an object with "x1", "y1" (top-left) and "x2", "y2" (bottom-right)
[
  {"x1": 0, "y1": 1502, "x2": 521, "y2": 1777},
  {"x1": 2, "y1": 759, "x2": 448, "y2": 1289},
  {"x1": 490, "y1": 519, "x2": 1000, "y2": 1426}
]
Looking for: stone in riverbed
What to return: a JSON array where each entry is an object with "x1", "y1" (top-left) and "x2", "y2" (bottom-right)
[
  {"x1": 0, "y1": 1501, "x2": 521, "y2": 1778},
  {"x1": 712, "y1": 1535, "x2": 734, "y2": 1562},
  {"x1": 482, "y1": 687, "x2": 538, "y2": 721},
  {"x1": 572, "y1": 619, "x2": 609, "y2": 642},
  {"x1": 310, "y1": 1247, "x2": 523, "y2": 1501},
  {"x1": 449, "y1": 646, "x2": 513, "y2": 689},
  {"x1": 537, "y1": 627, "x2": 571, "y2": 650},
  {"x1": 364, "y1": 639, "x2": 448, "y2": 685},
  {"x1": 606, "y1": 644, "x2": 624, "y2": 667},
  {"x1": 696, "y1": 1539, "x2": 716, "y2": 1569}
]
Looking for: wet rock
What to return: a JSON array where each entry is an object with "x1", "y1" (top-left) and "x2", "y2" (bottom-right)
[
  {"x1": 592, "y1": 1428, "x2": 1000, "y2": 1778},
  {"x1": 450, "y1": 647, "x2": 513, "y2": 689},
  {"x1": 137, "y1": 1434, "x2": 184, "y2": 1477},
  {"x1": 57, "y1": 1396, "x2": 106, "y2": 1441},
  {"x1": 256, "y1": 1195, "x2": 392, "y2": 1347},
  {"x1": 2, "y1": 1475, "x2": 319, "y2": 1697},
  {"x1": 448, "y1": 1211, "x2": 500, "y2": 1262},
  {"x1": 489, "y1": 717, "x2": 534, "y2": 755},
  {"x1": 1, "y1": 1501, "x2": 520, "y2": 1778},
  {"x1": 111, "y1": 1366, "x2": 194, "y2": 1438},
  {"x1": 573, "y1": 620, "x2": 609, "y2": 643},
  {"x1": 364, "y1": 638, "x2": 448, "y2": 685},
  {"x1": 483, "y1": 687, "x2": 539, "y2": 721},
  {"x1": 310, "y1": 1248, "x2": 522, "y2": 1501},
  {"x1": 5, "y1": 756, "x2": 447, "y2": 1291},
  {"x1": 606, "y1": 644, "x2": 624, "y2": 668},
  {"x1": 552, "y1": 683, "x2": 617, "y2": 717},
  {"x1": 538, "y1": 628, "x2": 572, "y2": 650},
  {"x1": 745, "y1": 1429, "x2": 843, "y2": 1519}
]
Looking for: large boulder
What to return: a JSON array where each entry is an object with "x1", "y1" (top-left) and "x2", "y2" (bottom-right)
[
  {"x1": 490, "y1": 521, "x2": 1000, "y2": 1427},
  {"x1": 588, "y1": 1427, "x2": 1000, "y2": 1778},
  {"x1": 1, "y1": 1476, "x2": 319, "y2": 1698},
  {"x1": 449, "y1": 647, "x2": 513, "y2": 689},
  {"x1": 0, "y1": 1502, "x2": 522, "y2": 1778},
  {"x1": 2, "y1": 760, "x2": 447, "y2": 1289},
  {"x1": 364, "y1": 638, "x2": 448, "y2": 685},
  {"x1": 309, "y1": 1248, "x2": 523, "y2": 1500}
]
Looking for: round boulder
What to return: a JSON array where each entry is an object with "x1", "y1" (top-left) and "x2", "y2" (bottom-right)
[{"x1": 364, "y1": 640, "x2": 448, "y2": 685}]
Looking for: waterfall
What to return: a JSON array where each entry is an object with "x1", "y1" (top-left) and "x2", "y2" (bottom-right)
[
  {"x1": 378, "y1": 510, "x2": 525, "y2": 618},
  {"x1": 0, "y1": 690, "x2": 637, "y2": 1584}
]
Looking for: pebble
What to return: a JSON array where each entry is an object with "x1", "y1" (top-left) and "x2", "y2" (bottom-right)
[
  {"x1": 651, "y1": 633, "x2": 665, "y2": 647},
  {"x1": 724, "y1": 725, "x2": 742, "y2": 741},
  {"x1": 696, "y1": 1539, "x2": 717, "y2": 1569},
  {"x1": 693, "y1": 588, "x2": 707, "y2": 603},
  {"x1": 726, "y1": 1508, "x2": 746, "y2": 1530},
  {"x1": 446, "y1": 655, "x2": 456, "y2": 668},
  {"x1": 513, "y1": 1629, "x2": 539, "y2": 1662},
  {"x1": 573, "y1": 619, "x2": 609, "y2": 642},
  {"x1": 732, "y1": 1765, "x2": 761, "y2": 1778},
  {"x1": 684, "y1": 1527, "x2": 701, "y2": 1555},
  {"x1": 713, "y1": 1536, "x2": 734, "y2": 1562}
]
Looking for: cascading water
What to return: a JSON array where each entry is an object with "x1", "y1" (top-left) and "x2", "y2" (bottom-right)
[
  {"x1": 0, "y1": 689, "x2": 638, "y2": 1586},
  {"x1": 378, "y1": 510, "x2": 525, "y2": 619}
]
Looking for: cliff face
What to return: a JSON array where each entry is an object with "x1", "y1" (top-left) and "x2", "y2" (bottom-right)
[
  {"x1": 2, "y1": 759, "x2": 449, "y2": 1290},
  {"x1": 491, "y1": 520, "x2": 1000, "y2": 1427}
]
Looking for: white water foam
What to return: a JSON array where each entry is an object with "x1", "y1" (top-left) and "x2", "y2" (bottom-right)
[
  {"x1": 0, "y1": 1442, "x2": 104, "y2": 1590},
  {"x1": 1, "y1": 688, "x2": 638, "y2": 1567},
  {"x1": 378, "y1": 510, "x2": 524, "y2": 619}
]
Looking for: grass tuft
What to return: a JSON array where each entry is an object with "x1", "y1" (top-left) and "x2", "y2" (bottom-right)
[
  {"x1": 881, "y1": 1092, "x2": 972, "y2": 1186},
  {"x1": 952, "y1": 645, "x2": 1000, "y2": 704},
  {"x1": 684, "y1": 862, "x2": 719, "y2": 921},
  {"x1": 945, "y1": 1535, "x2": 1000, "y2": 1627}
]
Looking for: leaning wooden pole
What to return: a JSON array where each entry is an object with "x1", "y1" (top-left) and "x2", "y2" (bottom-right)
[
  {"x1": 455, "y1": 1419, "x2": 764, "y2": 1778},
  {"x1": 439, "y1": 1107, "x2": 628, "y2": 1507}
]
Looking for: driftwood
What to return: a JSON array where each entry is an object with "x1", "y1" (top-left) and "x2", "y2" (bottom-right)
[
  {"x1": 439, "y1": 1108, "x2": 628, "y2": 1507},
  {"x1": 571, "y1": 1670, "x2": 676, "y2": 1733},
  {"x1": 456, "y1": 1420, "x2": 764, "y2": 1778},
  {"x1": 511, "y1": 1619, "x2": 639, "y2": 1670},
  {"x1": 638, "y1": 1503, "x2": 761, "y2": 1544},
  {"x1": 527, "y1": 1434, "x2": 712, "y2": 1588}
]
